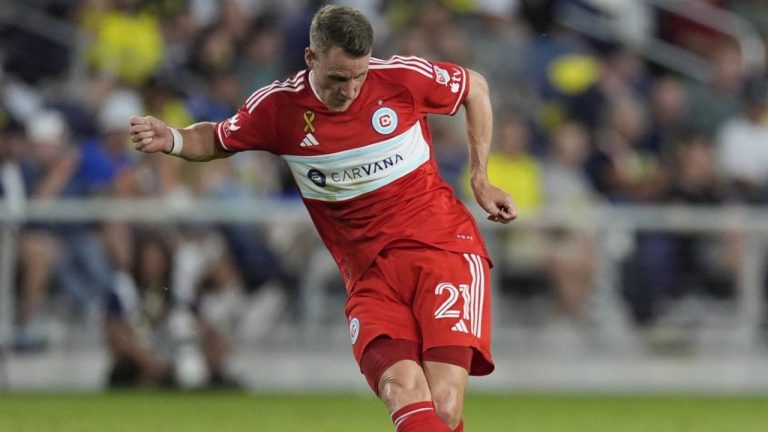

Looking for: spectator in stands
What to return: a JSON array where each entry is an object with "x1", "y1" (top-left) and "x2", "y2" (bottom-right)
[
  {"x1": 586, "y1": 96, "x2": 669, "y2": 326},
  {"x1": 142, "y1": 77, "x2": 195, "y2": 130},
  {"x1": 663, "y1": 132, "x2": 735, "y2": 301},
  {"x1": 187, "y1": 24, "x2": 237, "y2": 82},
  {"x1": 541, "y1": 120, "x2": 599, "y2": 323},
  {"x1": 461, "y1": 113, "x2": 546, "y2": 298},
  {"x1": 105, "y1": 233, "x2": 174, "y2": 387},
  {"x1": 87, "y1": 88, "x2": 249, "y2": 385},
  {"x1": 2, "y1": 0, "x2": 75, "y2": 85},
  {"x1": 81, "y1": 0, "x2": 164, "y2": 86},
  {"x1": 235, "y1": 21, "x2": 286, "y2": 100},
  {"x1": 74, "y1": 88, "x2": 149, "y2": 316},
  {"x1": 587, "y1": 95, "x2": 665, "y2": 202},
  {"x1": 156, "y1": 1, "x2": 200, "y2": 74},
  {"x1": 462, "y1": 113, "x2": 542, "y2": 213},
  {"x1": 715, "y1": 75, "x2": 768, "y2": 204},
  {"x1": 684, "y1": 42, "x2": 746, "y2": 136},
  {"x1": 217, "y1": 0, "x2": 251, "y2": 43},
  {"x1": 623, "y1": 131, "x2": 735, "y2": 328},
  {"x1": 429, "y1": 116, "x2": 469, "y2": 191},
  {"x1": 646, "y1": 74, "x2": 689, "y2": 155},
  {"x1": 16, "y1": 110, "x2": 113, "y2": 349},
  {"x1": 0, "y1": 114, "x2": 37, "y2": 348},
  {"x1": 105, "y1": 233, "x2": 238, "y2": 388}
]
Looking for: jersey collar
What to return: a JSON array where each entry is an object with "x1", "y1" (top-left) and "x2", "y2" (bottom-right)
[
  {"x1": 306, "y1": 69, "x2": 368, "y2": 114},
  {"x1": 308, "y1": 70, "x2": 323, "y2": 104}
]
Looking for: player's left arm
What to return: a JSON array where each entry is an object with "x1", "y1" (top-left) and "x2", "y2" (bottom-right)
[{"x1": 463, "y1": 69, "x2": 517, "y2": 224}]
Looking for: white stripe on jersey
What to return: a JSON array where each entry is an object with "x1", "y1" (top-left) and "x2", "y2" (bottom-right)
[
  {"x1": 368, "y1": 63, "x2": 433, "y2": 79},
  {"x1": 247, "y1": 83, "x2": 304, "y2": 114},
  {"x1": 472, "y1": 253, "x2": 485, "y2": 338},
  {"x1": 217, "y1": 85, "x2": 300, "y2": 151},
  {"x1": 244, "y1": 71, "x2": 305, "y2": 108},
  {"x1": 370, "y1": 55, "x2": 434, "y2": 75},
  {"x1": 218, "y1": 73, "x2": 306, "y2": 150},
  {"x1": 282, "y1": 122, "x2": 430, "y2": 202},
  {"x1": 463, "y1": 253, "x2": 477, "y2": 337},
  {"x1": 370, "y1": 56, "x2": 466, "y2": 115},
  {"x1": 216, "y1": 81, "x2": 299, "y2": 150}
]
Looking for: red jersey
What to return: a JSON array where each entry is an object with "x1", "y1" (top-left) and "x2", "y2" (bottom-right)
[{"x1": 215, "y1": 55, "x2": 490, "y2": 289}]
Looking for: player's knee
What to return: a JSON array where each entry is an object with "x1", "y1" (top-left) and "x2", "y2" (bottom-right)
[
  {"x1": 431, "y1": 385, "x2": 464, "y2": 429},
  {"x1": 378, "y1": 372, "x2": 431, "y2": 412}
]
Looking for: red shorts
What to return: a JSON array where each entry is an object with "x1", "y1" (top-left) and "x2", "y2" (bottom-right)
[{"x1": 345, "y1": 246, "x2": 494, "y2": 376}]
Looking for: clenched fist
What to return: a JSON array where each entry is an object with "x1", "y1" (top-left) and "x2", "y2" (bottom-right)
[
  {"x1": 471, "y1": 178, "x2": 518, "y2": 224},
  {"x1": 129, "y1": 116, "x2": 172, "y2": 154}
]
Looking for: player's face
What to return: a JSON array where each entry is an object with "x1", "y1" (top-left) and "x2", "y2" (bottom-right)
[{"x1": 306, "y1": 46, "x2": 369, "y2": 112}]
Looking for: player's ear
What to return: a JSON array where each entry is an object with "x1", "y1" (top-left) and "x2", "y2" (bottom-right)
[{"x1": 304, "y1": 47, "x2": 314, "y2": 69}]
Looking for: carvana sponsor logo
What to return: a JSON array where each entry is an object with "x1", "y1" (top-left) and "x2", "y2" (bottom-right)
[
  {"x1": 330, "y1": 154, "x2": 404, "y2": 183},
  {"x1": 283, "y1": 122, "x2": 430, "y2": 201}
]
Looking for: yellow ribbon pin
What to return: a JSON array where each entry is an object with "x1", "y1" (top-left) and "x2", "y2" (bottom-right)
[{"x1": 303, "y1": 111, "x2": 316, "y2": 133}]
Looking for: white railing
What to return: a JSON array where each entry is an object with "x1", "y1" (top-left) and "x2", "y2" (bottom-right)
[
  {"x1": 1, "y1": 198, "x2": 766, "y2": 341},
  {"x1": 558, "y1": 0, "x2": 766, "y2": 81}
]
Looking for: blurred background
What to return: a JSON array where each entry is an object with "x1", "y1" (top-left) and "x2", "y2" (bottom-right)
[{"x1": 1, "y1": 0, "x2": 768, "y2": 397}]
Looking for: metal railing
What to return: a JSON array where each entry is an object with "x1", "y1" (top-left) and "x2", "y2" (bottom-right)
[
  {"x1": 1, "y1": 197, "x2": 767, "y2": 390},
  {"x1": 1, "y1": 198, "x2": 766, "y2": 330},
  {"x1": 557, "y1": 0, "x2": 766, "y2": 81}
]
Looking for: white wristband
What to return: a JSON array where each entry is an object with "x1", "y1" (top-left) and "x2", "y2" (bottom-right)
[{"x1": 167, "y1": 127, "x2": 184, "y2": 156}]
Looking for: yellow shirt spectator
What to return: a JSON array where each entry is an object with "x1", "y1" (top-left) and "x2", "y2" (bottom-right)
[
  {"x1": 461, "y1": 115, "x2": 543, "y2": 217},
  {"x1": 83, "y1": 7, "x2": 163, "y2": 85}
]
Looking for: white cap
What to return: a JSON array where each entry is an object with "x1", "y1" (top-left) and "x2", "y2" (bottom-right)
[
  {"x1": 98, "y1": 89, "x2": 144, "y2": 133},
  {"x1": 26, "y1": 110, "x2": 67, "y2": 143}
]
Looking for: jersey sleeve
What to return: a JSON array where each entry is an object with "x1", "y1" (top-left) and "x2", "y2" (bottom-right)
[
  {"x1": 372, "y1": 56, "x2": 470, "y2": 116},
  {"x1": 214, "y1": 90, "x2": 277, "y2": 152}
]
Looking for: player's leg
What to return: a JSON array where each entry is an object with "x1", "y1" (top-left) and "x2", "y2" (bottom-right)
[
  {"x1": 412, "y1": 250, "x2": 495, "y2": 431},
  {"x1": 348, "y1": 255, "x2": 451, "y2": 430},
  {"x1": 360, "y1": 337, "x2": 452, "y2": 432},
  {"x1": 347, "y1": 250, "x2": 489, "y2": 431},
  {"x1": 423, "y1": 359, "x2": 469, "y2": 431}
]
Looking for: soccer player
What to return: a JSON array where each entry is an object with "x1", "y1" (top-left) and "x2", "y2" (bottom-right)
[{"x1": 129, "y1": 5, "x2": 516, "y2": 431}]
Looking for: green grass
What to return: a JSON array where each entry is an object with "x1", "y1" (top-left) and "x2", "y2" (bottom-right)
[{"x1": 0, "y1": 392, "x2": 766, "y2": 431}]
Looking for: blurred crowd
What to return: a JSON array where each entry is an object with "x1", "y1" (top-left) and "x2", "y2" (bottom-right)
[{"x1": 2, "y1": 0, "x2": 768, "y2": 387}]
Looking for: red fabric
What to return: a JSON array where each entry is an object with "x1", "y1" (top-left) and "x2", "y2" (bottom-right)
[
  {"x1": 215, "y1": 56, "x2": 489, "y2": 290},
  {"x1": 392, "y1": 401, "x2": 452, "y2": 432},
  {"x1": 346, "y1": 247, "x2": 494, "y2": 379},
  {"x1": 359, "y1": 337, "x2": 421, "y2": 393},
  {"x1": 452, "y1": 420, "x2": 464, "y2": 432},
  {"x1": 423, "y1": 346, "x2": 473, "y2": 372}
]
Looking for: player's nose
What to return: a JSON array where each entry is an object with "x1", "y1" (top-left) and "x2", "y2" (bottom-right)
[{"x1": 340, "y1": 81, "x2": 358, "y2": 99}]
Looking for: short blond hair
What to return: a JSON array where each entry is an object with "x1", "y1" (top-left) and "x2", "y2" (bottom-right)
[{"x1": 309, "y1": 5, "x2": 373, "y2": 57}]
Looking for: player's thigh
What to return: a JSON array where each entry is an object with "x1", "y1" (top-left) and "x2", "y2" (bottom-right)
[
  {"x1": 377, "y1": 359, "x2": 432, "y2": 413},
  {"x1": 423, "y1": 360, "x2": 469, "y2": 427},
  {"x1": 412, "y1": 251, "x2": 494, "y2": 374},
  {"x1": 346, "y1": 261, "x2": 421, "y2": 371}
]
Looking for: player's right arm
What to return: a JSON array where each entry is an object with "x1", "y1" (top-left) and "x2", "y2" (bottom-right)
[{"x1": 129, "y1": 116, "x2": 233, "y2": 162}]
